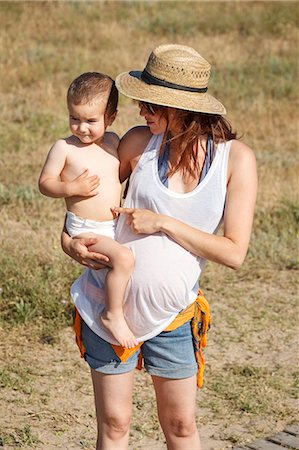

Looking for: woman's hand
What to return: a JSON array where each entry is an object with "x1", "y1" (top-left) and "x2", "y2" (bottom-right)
[
  {"x1": 112, "y1": 207, "x2": 164, "y2": 235},
  {"x1": 61, "y1": 231, "x2": 109, "y2": 270}
]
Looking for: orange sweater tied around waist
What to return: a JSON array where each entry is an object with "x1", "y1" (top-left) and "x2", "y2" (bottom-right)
[{"x1": 73, "y1": 289, "x2": 211, "y2": 388}]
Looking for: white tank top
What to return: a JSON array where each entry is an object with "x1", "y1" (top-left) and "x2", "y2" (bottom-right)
[{"x1": 71, "y1": 133, "x2": 231, "y2": 344}]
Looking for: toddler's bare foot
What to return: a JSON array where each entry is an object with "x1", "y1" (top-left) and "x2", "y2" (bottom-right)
[{"x1": 100, "y1": 311, "x2": 139, "y2": 348}]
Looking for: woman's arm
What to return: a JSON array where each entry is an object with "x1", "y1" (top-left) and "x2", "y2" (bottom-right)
[{"x1": 113, "y1": 141, "x2": 257, "y2": 270}]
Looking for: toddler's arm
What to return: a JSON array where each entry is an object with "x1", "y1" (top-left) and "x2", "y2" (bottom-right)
[{"x1": 38, "y1": 140, "x2": 100, "y2": 198}]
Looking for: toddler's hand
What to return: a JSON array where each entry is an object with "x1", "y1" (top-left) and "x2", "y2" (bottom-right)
[{"x1": 68, "y1": 169, "x2": 100, "y2": 197}]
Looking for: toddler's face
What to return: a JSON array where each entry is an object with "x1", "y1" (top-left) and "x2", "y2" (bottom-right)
[{"x1": 68, "y1": 100, "x2": 107, "y2": 144}]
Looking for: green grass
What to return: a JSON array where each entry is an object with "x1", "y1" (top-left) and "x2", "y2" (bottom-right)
[
  {"x1": 137, "y1": 2, "x2": 298, "y2": 37},
  {"x1": 0, "y1": 425, "x2": 40, "y2": 447},
  {"x1": 249, "y1": 201, "x2": 298, "y2": 270},
  {"x1": 212, "y1": 55, "x2": 297, "y2": 103},
  {"x1": 207, "y1": 364, "x2": 295, "y2": 415},
  {"x1": 0, "y1": 249, "x2": 79, "y2": 328},
  {"x1": 0, "y1": 365, "x2": 34, "y2": 394}
]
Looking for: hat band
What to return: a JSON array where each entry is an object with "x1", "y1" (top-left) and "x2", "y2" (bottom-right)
[{"x1": 140, "y1": 69, "x2": 208, "y2": 93}]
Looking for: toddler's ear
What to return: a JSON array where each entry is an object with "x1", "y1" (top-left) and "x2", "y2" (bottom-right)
[{"x1": 107, "y1": 111, "x2": 117, "y2": 126}]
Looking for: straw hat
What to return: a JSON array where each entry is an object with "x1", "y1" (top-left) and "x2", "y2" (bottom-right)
[{"x1": 116, "y1": 44, "x2": 226, "y2": 115}]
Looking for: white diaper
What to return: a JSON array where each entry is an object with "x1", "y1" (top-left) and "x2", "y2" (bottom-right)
[{"x1": 66, "y1": 211, "x2": 117, "y2": 239}]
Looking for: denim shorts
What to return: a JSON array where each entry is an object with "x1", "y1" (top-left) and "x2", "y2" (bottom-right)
[{"x1": 81, "y1": 320, "x2": 197, "y2": 379}]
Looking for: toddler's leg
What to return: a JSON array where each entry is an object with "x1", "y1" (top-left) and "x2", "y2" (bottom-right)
[{"x1": 75, "y1": 233, "x2": 137, "y2": 348}]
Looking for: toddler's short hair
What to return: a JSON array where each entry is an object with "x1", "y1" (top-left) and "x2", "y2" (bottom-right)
[{"x1": 67, "y1": 72, "x2": 118, "y2": 118}]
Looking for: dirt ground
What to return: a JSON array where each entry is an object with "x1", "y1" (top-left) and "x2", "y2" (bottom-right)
[{"x1": 1, "y1": 267, "x2": 298, "y2": 450}]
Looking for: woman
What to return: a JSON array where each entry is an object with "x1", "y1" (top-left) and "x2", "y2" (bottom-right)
[{"x1": 62, "y1": 44, "x2": 257, "y2": 450}]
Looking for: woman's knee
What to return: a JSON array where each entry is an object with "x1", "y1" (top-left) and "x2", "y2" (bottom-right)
[
  {"x1": 103, "y1": 413, "x2": 131, "y2": 439},
  {"x1": 165, "y1": 415, "x2": 197, "y2": 438}
]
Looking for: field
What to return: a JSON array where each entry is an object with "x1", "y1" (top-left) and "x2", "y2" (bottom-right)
[{"x1": 0, "y1": 1, "x2": 298, "y2": 449}]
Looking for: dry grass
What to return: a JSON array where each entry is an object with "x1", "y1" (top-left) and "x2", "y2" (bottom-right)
[{"x1": 0, "y1": 1, "x2": 298, "y2": 449}]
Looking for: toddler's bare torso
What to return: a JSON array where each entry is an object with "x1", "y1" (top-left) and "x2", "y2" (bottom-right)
[{"x1": 62, "y1": 134, "x2": 121, "y2": 222}]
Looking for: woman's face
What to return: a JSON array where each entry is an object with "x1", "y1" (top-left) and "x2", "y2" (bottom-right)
[{"x1": 138, "y1": 102, "x2": 168, "y2": 135}]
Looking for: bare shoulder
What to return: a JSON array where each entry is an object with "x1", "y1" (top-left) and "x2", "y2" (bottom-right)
[
  {"x1": 54, "y1": 137, "x2": 69, "y2": 148},
  {"x1": 229, "y1": 139, "x2": 256, "y2": 170},
  {"x1": 104, "y1": 131, "x2": 120, "y2": 148},
  {"x1": 228, "y1": 139, "x2": 257, "y2": 181},
  {"x1": 49, "y1": 137, "x2": 72, "y2": 155},
  {"x1": 119, "y1": 126, "x2": 152, "y2": 160},
  {"x1": 230, "y1": 139, "x2": 256, "y2": 163},
  {"x1": 102, "y1": 131, "x2": 120, "y2": 157},
  {"x1": 122, "y1": 125, "x2": 152, "y2": 146}
]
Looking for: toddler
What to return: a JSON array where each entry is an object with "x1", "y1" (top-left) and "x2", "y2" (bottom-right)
[{"x1": 39, "y1": 72, "x2": 137, "y2": 348}]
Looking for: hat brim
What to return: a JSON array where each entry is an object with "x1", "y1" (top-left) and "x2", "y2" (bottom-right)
[{"x1": 116, "y1": 71, "x2": 226, "y2": 115}]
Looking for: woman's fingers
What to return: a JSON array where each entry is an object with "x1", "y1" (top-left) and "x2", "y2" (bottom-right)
[
  {"x1": 112, "y1": 206, "x2": 159, "y2": 234},
  {"x1": 112, "y1": 206, "x2": 135, "y2": 215},
  {"x1": 112, "y1": 206, "x2": 136, "y2": 226},
  {"x1": 82, "y1": 258, "x2": 108, "y2": 270},
  {"x1": 73, "y1": 238, "x2": 110, "y2": 265}
]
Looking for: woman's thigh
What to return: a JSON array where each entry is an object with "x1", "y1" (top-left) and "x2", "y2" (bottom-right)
[
  {"x1": 142, "y1": 321, "x2": 198, "y2": 423},
  {"x1": 82, "y1": 321, "x2": 136, "y2": 430},
  {"x1": 151, "y1": 375, "x2": 199, "y2": 447},
  {"x1": 152, "y1": 374, "x2": 198, "y2": 417},
  {"x1": 91, "y1": 369, "x2": 135, "y2": 421}
]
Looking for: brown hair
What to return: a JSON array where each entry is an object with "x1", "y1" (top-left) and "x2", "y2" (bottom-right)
[
  {"x1": 67, "y1": 72, "x2": 118, "y2": 118},
  {"x1": 159, "y1": 108, "x2": 237, "y2": 179}
]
